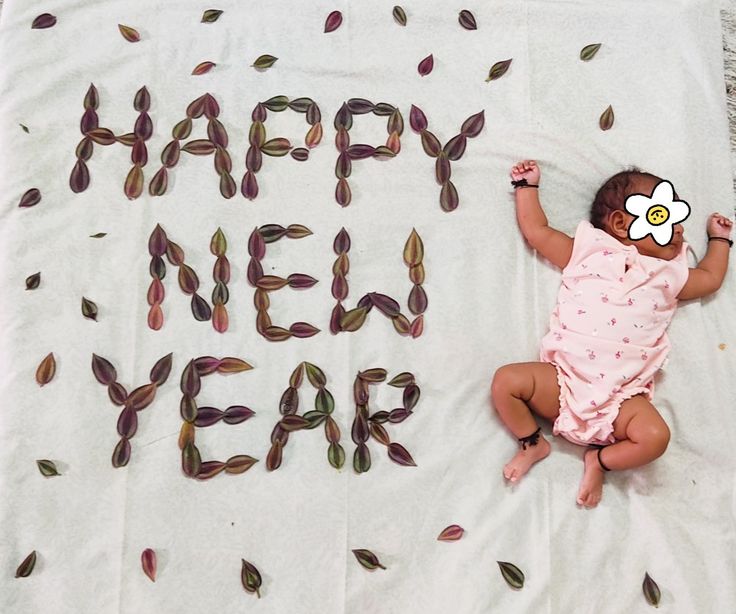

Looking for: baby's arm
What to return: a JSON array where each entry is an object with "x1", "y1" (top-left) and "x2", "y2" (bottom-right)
[
  {"x1": 511, "y1": 160, "x2": 573, "y2": 269},
  {"x1": 677, "y1": 213, "x2": 732, "y2": 300}
]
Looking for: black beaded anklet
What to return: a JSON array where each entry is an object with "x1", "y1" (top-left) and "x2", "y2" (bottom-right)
[
  {"x1": 588, "y1": 444, "x2": 611, "y2": 471},
  {"x1": 518, "y1": 426, "x2": 542, "y2": 450},
  {"x1": 511, "y1": 178, "x2": 539, "y2": 189}
]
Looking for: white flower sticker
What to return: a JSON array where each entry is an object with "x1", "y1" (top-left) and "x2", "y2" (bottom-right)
[{"x1": 624, "y1": 179, "x2": 690, "y2": 246}]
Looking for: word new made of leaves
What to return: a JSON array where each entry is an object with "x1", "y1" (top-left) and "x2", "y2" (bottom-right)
[
  {"x1": 71, "y1": 85, "x2": 485, "y2": 211},
  {"x1": 147, "y1": 223, "x2": 427, "y2": 340},
  {"x1": 91, "y1": 355, "x2": 420, "y2": 478}
]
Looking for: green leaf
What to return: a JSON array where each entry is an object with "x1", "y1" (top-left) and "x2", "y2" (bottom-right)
[
  {"x1": 580, "y1": 43, "x2": 602, "y2": 61},
  {"x1": 201, "y1": 9, "x2": 223, "y2": 23},
  {"x1": 252, "y1": 54, "x2": 278, "y2": 70},
  {"x1": 642, "y1": 572, "x2": 661, "y2": 607},
  {"x1": 485, "y1": 59, "x2": 512, "y2": 82},
  {"x1": 36, "y1": 459, "x2": 60, "y2": 477},
  {"x1": 498, "y1": 561, "x2": 524, "y2": 589}
]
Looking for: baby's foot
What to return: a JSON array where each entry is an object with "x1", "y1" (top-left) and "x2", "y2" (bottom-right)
[
  {"x1": 577, "y1": 448, "x2": 605, "y2": 508},
  {"x1": 503, "y1": 435, "x2": 551, "y2": 483}
]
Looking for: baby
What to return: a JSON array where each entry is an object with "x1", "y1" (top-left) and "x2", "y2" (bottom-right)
[{"x1": 491, "y1": 160, "x2": 732, "y2": 508}]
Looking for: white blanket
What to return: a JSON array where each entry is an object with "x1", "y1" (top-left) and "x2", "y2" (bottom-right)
[{"x1": 0, "y1": 1, "x2": 734, "y2": 612}]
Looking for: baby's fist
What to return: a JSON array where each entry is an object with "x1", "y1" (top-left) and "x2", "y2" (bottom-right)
[
  {"x1": 707, "y1": 213, "x2": 733, "y2": 239},
  {"x1": 510, "y1": 160, "x2": 540, "y2": 184}
]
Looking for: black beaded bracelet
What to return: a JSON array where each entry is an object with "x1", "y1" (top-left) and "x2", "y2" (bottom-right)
[
  {"x1": 511, "y1": 178, "x2": 539, "y2": 189},
  {"x1": 708, "y1": 236, "x2": 733, "y2": 247}
]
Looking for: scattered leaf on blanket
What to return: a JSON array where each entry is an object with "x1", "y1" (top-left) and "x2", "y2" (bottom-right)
[
  {"x1": 324, "y1": 10, "x2": 343, "y2": 33},
  {"x1": 719, "y1": 343, "x2": 726, "y2": 350},
  {"x1": 580, "y1": 43, "x2": 602, "y2": 61},
  {"x1": 241, "y1": 558, "x2": 263, "y2": 597},
  {"x1": 252, "y1": 55, "x2": 278, "y2": 70},
  {"x1": 118, "y1": 24, "x2": 140, "y2": 42},
  {"x1": 81, "y1": 297, "x2": 98, "y2": 321},
  {"x1": 418, "y1": 54, "x2": 434, "y2": 76},
  {"x1": 36, "y1": 352, "x2": 56, "y2": 386},
  {"x1": 90, "y1": 232, "x2": 107, "y2": 238},
  {"x1": 15, "y1": 551, "x2": 37, "y2": 578},
  {"x1": 201, "y1": 9, "x2": 223, "y2": 23},
  {"x1": 92, "y1": 354, "x2": 117, "y2": 385},
  {"x1": 486, "y1": 59, "x2": 512, "y2": 81},
  {"x1": 458, "y1": 10, "x2": 477, "y2": 30},
  {"x1": 642, "y1": 572, "x2": 661, "y2": 607},
  {"x1": 141, "y1": 548, "x2": 157, "y2": 582},
  {"x1": 31, "y1": 14, "x2": 56, "y2": 29},
  {"x1": 498, "y1": 561, "x2": 524, "y2": 589},
  {"x1": 437, "y1": 525, "x2": 464, "y2": 541},
  {"x1": 20, "y1": 124, "x2": 29, "y2": 133},
  {"x1": 599, "y1": 105, "x2": 614, "y2": 130},
  {"x1": 352, "y1": 549, "x2": 386, "y2": 570},
  {"x1": 192, "y1": 61, "x2": 216, "y2": 75},
  {"x1": 25, "y1": 272, "x2": 41, "y2": 290},
  {"x1": 36, "y1": 459, "x2": 60, "y2": 477},
  {"x1": 393, "y1": 6, "x2": 407, "y2": 26},
  {"x1": 18, "y1": 188, "x2": 41, "y2": 208}
]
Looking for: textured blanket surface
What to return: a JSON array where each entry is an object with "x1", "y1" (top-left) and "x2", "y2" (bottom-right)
[{"x1": 0, "y1": 1, "x2": 734, "y2": 613}]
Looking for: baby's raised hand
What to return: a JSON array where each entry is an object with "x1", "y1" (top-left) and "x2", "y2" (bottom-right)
[
  {"x1": 706, "y1": 213, "x2": 733, "y2": 239},
  {"x1": 510, "y1": 160, "x2": 540, "y2": 184}
]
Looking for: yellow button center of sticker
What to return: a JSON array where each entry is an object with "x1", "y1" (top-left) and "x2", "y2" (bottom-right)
[{"x1": 645, "y1": 205, "x2": 669, "y2": 226}]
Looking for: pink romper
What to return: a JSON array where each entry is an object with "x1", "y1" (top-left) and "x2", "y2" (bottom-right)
[{"x1": 539, "y1": 220, "x2": 690, "y2": 446}]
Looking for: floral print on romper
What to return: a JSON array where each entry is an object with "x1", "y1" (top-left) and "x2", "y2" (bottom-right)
[{"x1": 539, "y1": 220, "x2": 690, "y2": 446}]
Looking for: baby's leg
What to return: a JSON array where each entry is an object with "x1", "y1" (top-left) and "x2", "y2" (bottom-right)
[
  {"x1": 577, "y1": 393, "x2": 670, "y2": 508},
  {"x1": 490, "y1": 362, "x2": 562, "y2": 482}
]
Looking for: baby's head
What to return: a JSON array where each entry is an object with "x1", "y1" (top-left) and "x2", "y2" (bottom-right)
[{"x1": 590, "y1": 168, "x2": 684, "y2": 260}]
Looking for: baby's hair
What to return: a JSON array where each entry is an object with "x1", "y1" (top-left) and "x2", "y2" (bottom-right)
[{"x1": 590, "y1": 167, "x2": 662, "y2": 231}]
